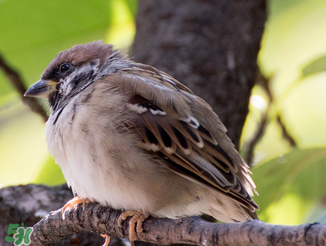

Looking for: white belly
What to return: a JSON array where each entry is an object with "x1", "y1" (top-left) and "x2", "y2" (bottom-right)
[{"x1": 45, "y1": 96, "x2": 157, "y2": 211}]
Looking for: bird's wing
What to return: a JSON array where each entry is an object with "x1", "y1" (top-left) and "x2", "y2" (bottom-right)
[{"x1": 106, "y1": 63, "x2": 258, "y2": 212}]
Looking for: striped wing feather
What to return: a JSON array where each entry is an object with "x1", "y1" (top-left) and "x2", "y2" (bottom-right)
[{"x1": 107, "y1": 65, "x2": 258, "y2": 212}]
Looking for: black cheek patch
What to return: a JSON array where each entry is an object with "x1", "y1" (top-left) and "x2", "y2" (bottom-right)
[{"x1": 72, "y1": 71, "x2": 93, "y2": 90}]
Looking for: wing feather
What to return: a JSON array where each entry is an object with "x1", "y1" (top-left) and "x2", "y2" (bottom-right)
[{"x1": 105, "y1": 65, "x2": 258, "y2": 211}]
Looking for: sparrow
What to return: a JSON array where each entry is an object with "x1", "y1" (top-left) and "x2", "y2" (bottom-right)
[{"x1": 25, "y1": 41, "x2": 258, "y2": 245}]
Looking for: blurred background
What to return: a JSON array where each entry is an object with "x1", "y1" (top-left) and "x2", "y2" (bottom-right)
[{"x1": 0, "y1": 0, "x2": 326, "y2": 227}]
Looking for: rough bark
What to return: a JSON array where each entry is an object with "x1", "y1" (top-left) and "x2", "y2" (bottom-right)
[
  {"x1": 31, "y1": 203, "x2": 326, "y2": 246},
  {"x1": 1, "y1": 185, "x2": 325, "y2": 246},
  {"x1": 132, "y1": 0, "x2": 266, "y2": 148}
]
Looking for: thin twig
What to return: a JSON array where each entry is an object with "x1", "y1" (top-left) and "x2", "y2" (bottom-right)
[
  {"x1": 277, "y1": 114, "x2": 297, "y2": 147},
  {"x1": 255, "y1": 71, "x2": 297, "y2": 148},
  {"x1": 244, "y1": 108, "x2": 270, "y2": 165},
  {"x1": 244, "y1": 71, "x2": 272, "y2": 165},
  {"x1": 0, "y1": 53, "x2": 48, "y2": 122},
  {"x1": 244, "y1": 71, "x2": 297, "y2": 165},
  {"x1": 260, "y1": 71, "x2": 297, "y2": 148}
]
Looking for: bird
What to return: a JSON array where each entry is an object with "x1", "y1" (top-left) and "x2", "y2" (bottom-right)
[{"x1": 24, "y1": 41, "x2": 258, "y2": 246}]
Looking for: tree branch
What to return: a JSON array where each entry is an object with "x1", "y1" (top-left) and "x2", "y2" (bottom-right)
[
  {"x1": 0, "y1": 53, "x2": 48, "y2": 122},
  {"x1": 1, "y1": 184, "x2": 324, "y2": 246},
  {"x1": 244, "y1": 109, "x2": 270, "y2": 165},
  {"x1": 31, "y1": 203, "x2": 326, "y2": 246},
  {"x1": 276, "y1": 114, "x2": 297, "y2": 148},
  {"x1": 257, "y1": 71, "x2": 297, "y2": 148}
]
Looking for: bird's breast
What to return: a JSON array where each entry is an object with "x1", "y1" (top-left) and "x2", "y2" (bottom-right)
[{"x1": 44, "y1": 91, "x2": 167, "y2": 211}]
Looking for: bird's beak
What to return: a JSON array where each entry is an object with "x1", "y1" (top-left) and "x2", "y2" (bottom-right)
[{"x1": 24, "y1": 79, "x2": 57, "y2": 98}]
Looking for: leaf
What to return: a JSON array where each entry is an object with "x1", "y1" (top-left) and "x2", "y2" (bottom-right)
[
  {"x1": 252, "y1": 148, "x2": 326, "y2": 224},
  {"x1": 301, "y1": 55, "x2": 326, "y2": 78}
]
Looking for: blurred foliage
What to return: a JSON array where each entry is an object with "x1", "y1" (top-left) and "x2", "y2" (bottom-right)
[
  {"x1": 253, "y1": 148, "x2": 326, "y2": 225},
  {"x1": 301, "y1": 55, "x2": 326, "y2": 78},
  {"x1": 0, "y1": 0, "x2": 325, "y2": 226},
  {"x1": 241, "y1": 0, "x2": 326, "y2": 224}
]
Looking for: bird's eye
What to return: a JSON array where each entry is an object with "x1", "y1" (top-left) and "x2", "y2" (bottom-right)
[{"x1": 60, "y1": 64, "x2": 70, "y2": 73}]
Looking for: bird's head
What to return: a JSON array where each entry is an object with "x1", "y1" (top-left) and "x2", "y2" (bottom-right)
[{"x1": 24, "y1": 41, "x2": 124, "y2": 110}]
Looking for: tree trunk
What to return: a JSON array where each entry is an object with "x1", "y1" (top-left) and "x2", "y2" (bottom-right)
[{"x1": 132, "y1": 0, "x2": 266, "y2": 148}]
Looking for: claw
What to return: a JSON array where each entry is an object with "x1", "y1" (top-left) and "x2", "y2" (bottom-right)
[
  {"x1": 101, "y1": 234, "x2": 110, "y2": 246},
  {"x1": 62, "y1": 196, "x2": 91, "y2": 219},
  {"x1": 118, "y1": 210, "x2": 149, "y2": 245}
]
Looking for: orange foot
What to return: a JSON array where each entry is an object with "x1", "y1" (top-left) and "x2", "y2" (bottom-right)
[
  {"x1": 62, "y1": 197, "x2": 110, "y2": 245},
  {"x1": 62, "y1": 196, "x2": 91, "y2": 220},
  {"x1": 118, "y1": 210, "x2": 149, "y2": 245}
]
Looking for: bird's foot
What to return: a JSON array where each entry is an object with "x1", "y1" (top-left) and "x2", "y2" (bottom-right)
[
  {"x1": 118, "y1": 210, "x2": 149, "y2": 245},
  {"x1": 62, "y1": 196, "x2": 91, "y2": 219},
  {"x1": 101, "y1": 234, "x2": 111, "y2": 246}
]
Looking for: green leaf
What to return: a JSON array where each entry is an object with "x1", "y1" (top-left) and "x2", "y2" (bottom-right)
[
  {"x1": 252, "y1": 148, "x2": 326, "y2": 224},
  {"x1": 34, "y1": 155, "x2": 66, "y2": 186},
  {"x1": 301, "y1": 55, "x2": 326, "y2": 78}
]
